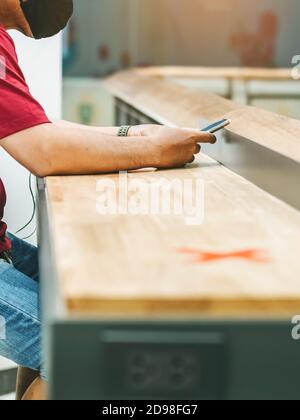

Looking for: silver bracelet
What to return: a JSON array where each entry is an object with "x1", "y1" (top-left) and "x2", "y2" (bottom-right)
[{"x1": 117, "y1": 126, "x2": 132, "y2": 137}]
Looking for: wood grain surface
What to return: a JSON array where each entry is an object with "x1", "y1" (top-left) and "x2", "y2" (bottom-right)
[
  {"x1": 45, "y1": 67, "x2": 300, "y2": 318},
  {"x1": 46, "y1": 159, "x2": 300, "y2": 317}
]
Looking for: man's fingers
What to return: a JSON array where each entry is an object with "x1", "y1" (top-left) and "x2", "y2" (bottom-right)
[
  {"x1": 196, "y1": 132, "x2": 217, "y2": 144},
  {"x1": 194, "y1": 144, "x2": 201, "y2": 154},
  {"x1": 183, "y1": 129, "x2": 217, "y2": 144}
]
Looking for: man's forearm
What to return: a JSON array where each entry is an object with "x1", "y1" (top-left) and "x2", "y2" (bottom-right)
[
  {"x1": 54, "y1": 120, "x2": 120, "y2": 137},
  {"x1": 1, "y1": 122, "x2": 215, "y2": 177},
  {"x1": 1, "y1": 123, "x2": 155, "y2": 177}
]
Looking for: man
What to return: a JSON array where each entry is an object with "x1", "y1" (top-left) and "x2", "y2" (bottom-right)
[{"x1": 0, "y1": 0, "x2": 215, "y2": 400}]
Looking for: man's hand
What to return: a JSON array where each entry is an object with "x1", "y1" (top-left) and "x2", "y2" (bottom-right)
[
  {"x1": 130, "y1": 124, "x2": 216, "y2": 169},
  {"x1": 1, "y1": 123, "x2": 216, "y2": 177}
]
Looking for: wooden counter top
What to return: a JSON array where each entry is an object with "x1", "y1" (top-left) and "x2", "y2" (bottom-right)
[
  {"x1": 45, "y1": 67, "x2": 300, "y2": 318},
  {"x1": 136, "y1": 66, "x2": 293, "y2": 81},
  {"x1": 105, "y1": 69, "x2": 300, "y2": 164},
  {"x1": 46, "y1": 156, "x2": 300, "y2": 318}
]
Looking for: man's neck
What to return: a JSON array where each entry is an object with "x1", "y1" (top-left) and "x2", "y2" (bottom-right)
[
  {"x1": 0, "y1": 0, "x2": 32, "y2": 36},
  {"x1": 0, "y1": 6, "x2": 10, "y2": 27},
  {"x1": 0, "y1": 0, "x2": 15, "y2": 26}
]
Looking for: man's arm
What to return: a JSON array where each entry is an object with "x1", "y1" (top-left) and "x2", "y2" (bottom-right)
[
  {"x1": 0, "y1": 123, "x2": 215, "y2": 177},
  {"x1": 53, "y1": 120, "x2": 120, "y2": 136}
]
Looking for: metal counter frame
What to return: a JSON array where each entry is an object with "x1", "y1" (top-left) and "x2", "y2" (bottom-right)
[{"x1": 0, "y1": 368, "x2": 17, "y2": 397}]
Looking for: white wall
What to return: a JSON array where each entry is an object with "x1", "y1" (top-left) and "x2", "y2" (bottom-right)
[
  {"x1": 0, "y1": 32, "x2": 62, "y2": 237},
  {"x1": 67, "y1": 0, "x2": 300, "y2": 77}
]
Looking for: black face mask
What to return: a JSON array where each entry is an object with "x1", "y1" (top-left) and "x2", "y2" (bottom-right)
[{"x1": 20, "y1": 0, "x2": 73, "y2": 39}]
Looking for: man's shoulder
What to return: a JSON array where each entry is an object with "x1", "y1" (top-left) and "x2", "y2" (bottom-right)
[{"x1": 0, "y1": 26, "x2": 16, "y2": 55}]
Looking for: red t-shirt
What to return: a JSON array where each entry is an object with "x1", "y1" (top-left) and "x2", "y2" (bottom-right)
[{"x1": 0, "y1": 25, "x2": 50, "y2": 252}]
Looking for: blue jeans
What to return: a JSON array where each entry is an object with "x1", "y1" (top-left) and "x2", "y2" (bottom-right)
[{"x1": 0, "y1": 233, "x2": 45, "y2": 379}]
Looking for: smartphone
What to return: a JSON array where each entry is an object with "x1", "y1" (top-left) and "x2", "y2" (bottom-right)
[{"x1": 201, "y1": 118, "x2": 231, "y2": 134}]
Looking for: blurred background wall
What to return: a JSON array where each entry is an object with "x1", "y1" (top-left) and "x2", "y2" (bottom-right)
[
  {"x1": 62, "y1": 0, "x2": 300, "y2": 127},
  {"x1": 64, "y1": 0, "x2": 300, "y2": 78}
]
